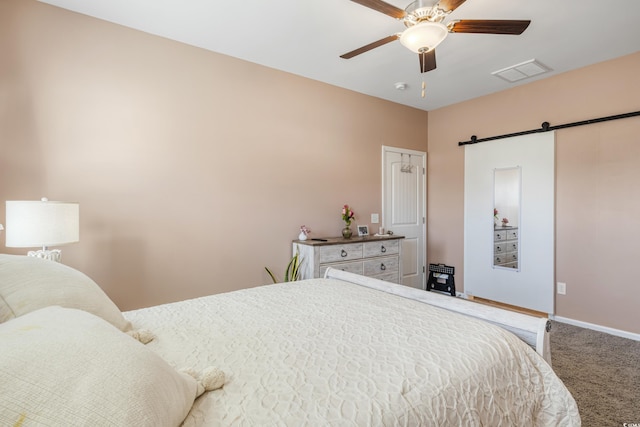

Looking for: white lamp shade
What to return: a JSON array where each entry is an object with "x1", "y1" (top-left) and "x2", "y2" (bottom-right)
[
  {"x1": 399, "y1": 22, "x2": 448, "y2": 54},
  {"x1": 6, "y1": 200, "x2": 79, "y2": 248}
]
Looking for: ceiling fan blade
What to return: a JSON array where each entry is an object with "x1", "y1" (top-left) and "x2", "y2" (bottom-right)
[
  {"x1": 340, "y1": 34, "x2": 400, "y2": 59},
  {"x1": 448, "y1": 19, "x2": 531, "y2": 35},
  {"x1": 350, "y1": 0, "x2": 406, "y2": 19},
  {"x1": 419, "y1": 49, "x2": 437, "y2": 73},
  {"x1": 436, "y1": 0, "x2": 467, "y2": 13}
]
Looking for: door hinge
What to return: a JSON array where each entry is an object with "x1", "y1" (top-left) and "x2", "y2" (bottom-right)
[{"x1": 423, "y1": 217, "x2": 426, "y2": 224}]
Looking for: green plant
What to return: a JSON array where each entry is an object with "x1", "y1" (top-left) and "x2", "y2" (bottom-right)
[{"x1": 265, "y1": 251, "x2": 302, "y2": 283}]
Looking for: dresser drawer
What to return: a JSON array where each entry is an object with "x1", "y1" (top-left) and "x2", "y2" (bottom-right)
[
  {"x1": 494, "y1": 230, "x2": 507, "y2": 241},
  {"x1": 363, "y1": 256, "x2": 399, "y2": 276},
  {"x1": 494, "y1": 242, "x2": 507, "y2": 254},
  {"x1": 319, "y1": 243, "x2": 363, "y2": 263},
  {"x1": 363, "y1": 240, "x2": 399, "y2": 258},
  {"x1": 494, "y1": 255, "x2": 506, "y2": 265},
  {"x1": 506, "y1": 252, "x2": 518, "y2": 262},
  {"x1": 319, "y1": 261, "x2": 363, "y2": 277},
  {"x1": 374, "y1": 272, "x2": 400, "y2": 283},
  {"x1": 507, "y1": 241, "x2": 518, "y2": 252},
  {"x1": 507, "y1": 229, "x2": 518, "y2": 240}
]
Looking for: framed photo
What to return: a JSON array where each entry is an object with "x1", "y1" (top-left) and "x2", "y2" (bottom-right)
[{"x1": 357, "y1": 225, "x2": 369, "y2": 237}]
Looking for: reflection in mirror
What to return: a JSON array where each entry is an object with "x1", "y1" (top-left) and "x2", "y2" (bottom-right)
[{"x1": 493, "y1": 167, "x2": 521, "y2": 270}]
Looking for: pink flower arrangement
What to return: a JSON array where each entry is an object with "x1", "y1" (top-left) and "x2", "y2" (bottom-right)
[
  {"x1": 501, "y1": 217, "x2": 509, "y2": 226},
  {"x1": 342, "y1": 204, "x2": 355, "y2": 226},
  {"x1": 300, "y1": 225, "x2": 311, "y2": 236}
]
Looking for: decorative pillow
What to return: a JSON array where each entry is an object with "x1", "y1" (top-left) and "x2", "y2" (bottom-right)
[
  {"x1": 0, "y1": 254, "x2": 131, "y2": 331},
  {"x1": 0, "y1": 306, "x2": 224, "y2": 426}
]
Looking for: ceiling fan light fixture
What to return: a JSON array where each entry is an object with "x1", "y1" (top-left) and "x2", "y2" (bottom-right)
[{"x1": 399, "y1": 22, "x2": 448, "y2": 54}]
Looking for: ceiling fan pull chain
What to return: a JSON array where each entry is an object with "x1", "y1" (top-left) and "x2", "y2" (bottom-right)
[{"x1": 421, "y1": 52, "x2": 426, "y2": 98}]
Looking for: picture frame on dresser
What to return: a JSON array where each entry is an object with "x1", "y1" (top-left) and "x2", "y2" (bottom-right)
[{"x1": 357, "y1": 225, "x2": 369, "y2": 237}]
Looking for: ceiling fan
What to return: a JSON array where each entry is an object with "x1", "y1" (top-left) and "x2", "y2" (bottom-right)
[{"x1": 341, "y1": 0, "x2": 531, "y2": 73}]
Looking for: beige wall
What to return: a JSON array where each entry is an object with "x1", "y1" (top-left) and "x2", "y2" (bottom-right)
[
  {"x1": 0, "y1": 0, "x2": 428, "y2": 309},
  {"x1": 428, "y1": 52, "x2": 640, "y2": 334}
]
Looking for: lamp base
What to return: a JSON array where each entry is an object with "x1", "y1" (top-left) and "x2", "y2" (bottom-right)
[{"x1": 27, "y1": 249, "x2": 62, "y2": 263}]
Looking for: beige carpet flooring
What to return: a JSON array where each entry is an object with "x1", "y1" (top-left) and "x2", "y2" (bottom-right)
[{"x1": 550, "y1": 321, "x2": 640, "y2": 427}]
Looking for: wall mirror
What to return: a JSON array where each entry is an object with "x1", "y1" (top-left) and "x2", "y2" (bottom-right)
[{"x1": 493, "y1": 167, "x2": 521, "y2": 270}]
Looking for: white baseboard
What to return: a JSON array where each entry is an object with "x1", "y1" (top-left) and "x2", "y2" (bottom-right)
[{"x1": 552, "y1": 316, "x2": 640, "y2": 342}]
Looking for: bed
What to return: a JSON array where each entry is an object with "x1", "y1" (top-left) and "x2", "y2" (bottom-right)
[{"x1": 0, "y1": 254, "x2": 580, "y2": 426}]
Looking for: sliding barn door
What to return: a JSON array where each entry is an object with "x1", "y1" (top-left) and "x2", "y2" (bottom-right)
[{"x1": 464, "y1": 132, "x2": 555, "y2": 314}]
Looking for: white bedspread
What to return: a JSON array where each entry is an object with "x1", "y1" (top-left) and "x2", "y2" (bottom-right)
[{"x1": 125, "y1": 278, "x2": 580, "y2": 426}]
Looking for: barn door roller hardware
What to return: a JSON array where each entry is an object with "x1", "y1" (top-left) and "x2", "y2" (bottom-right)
[{"x1": 458, "y1": 110, "x2": 640, "y2": 146}]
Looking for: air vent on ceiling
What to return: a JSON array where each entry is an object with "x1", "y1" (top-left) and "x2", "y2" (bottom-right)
[{"x1": 492, "y1": 59, "x2": 550, "y2": 83}]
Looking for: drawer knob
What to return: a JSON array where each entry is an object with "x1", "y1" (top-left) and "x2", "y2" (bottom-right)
[
  {"x1": 497, "y1": 247, "x2": 501, "y2": 252},
  {"x1": 341, "y1": 249, "x2": 347, "y2": 258},
  {"x1": 381, "y1": 245, "x2": 386, "y2": 253},
  {"x1": 380, "y1": 263, "x2": 386, "y2": 271}
]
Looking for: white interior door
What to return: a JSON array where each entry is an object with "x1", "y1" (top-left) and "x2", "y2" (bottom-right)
[
  {"x1": 464, "y1": 132, "x2": 555, "y2": 314},
  {"x1": 382, "y1": 146, "x2": 426, "y2": 289}
]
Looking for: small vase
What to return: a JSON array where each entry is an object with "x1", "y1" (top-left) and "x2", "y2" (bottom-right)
[
  {"x1": 342, "y1": 226, "x2": 352, "y2": 239},
  {"x1": 298, "y1": 232, "x2": 307, "y2": 241}
]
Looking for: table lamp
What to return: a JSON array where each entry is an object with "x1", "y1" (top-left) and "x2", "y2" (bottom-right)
[{"x1": 5, "y1": 198, "x2": 79, "y2": 262}]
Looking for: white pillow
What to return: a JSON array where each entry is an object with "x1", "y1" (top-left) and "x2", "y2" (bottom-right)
[
  {"x1": 0, "y1": 306, "x2": 212, "y2": 426},
  {"x1": 0, "y1": 254, "x2": 131, "y2": 331}
]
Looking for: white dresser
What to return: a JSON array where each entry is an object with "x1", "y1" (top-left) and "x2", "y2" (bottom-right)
[
  {"x1": 293, "y1": 235, "x2": 404, "y2": 284},
  {"x1": 493, "y1": 227, "x2": 518, "y2": 269}
]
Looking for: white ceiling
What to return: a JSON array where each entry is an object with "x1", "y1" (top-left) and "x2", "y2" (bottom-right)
[{"x1": 39, "y1": 0, "x2": 640, "y2": 111}]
